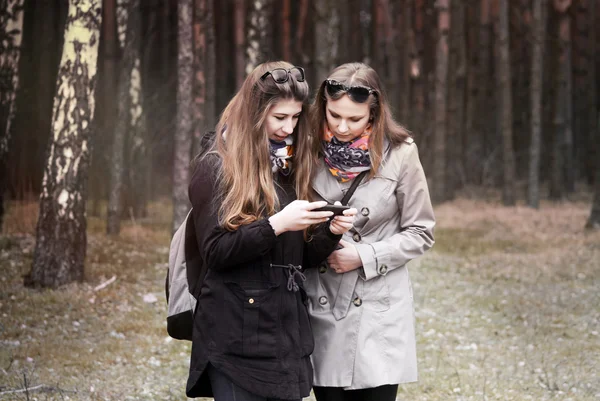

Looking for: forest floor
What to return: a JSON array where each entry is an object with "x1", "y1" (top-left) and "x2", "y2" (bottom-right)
[{"x1": 1, "y1": 197, "x2": 599, "y2": 400}]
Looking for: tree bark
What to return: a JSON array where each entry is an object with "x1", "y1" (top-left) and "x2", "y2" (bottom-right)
[
  {"x1": 528, "y1": 0, "x2": 546, "y2": 208},
  {"x1": 173, "y1": 0, "x2": 193, "y2": 233},
  {"x1": 550, "y1": 0, "x2": 573, "y2": 199},
  {"x1": 246, "y1": 0, "x2": 269, "y2": 73},
  {"x1": 192, "y1": 0, "x2": 206, "y2": 156},
  {"x1": 586, "y1": 113, "x2": 600, "y2": 229},
  {"x1": 107, "y1": 0, "x2": 132, "y2": 235},
  {"x1": 497, "y1": 0, "x2": 516, "y2": 205},
  {"x1": 464, "y1": 0, "x2": 481, "y2": 186},
  {"x1": 446, "y1": 0, "x2": 466, "y2": 198},
  {"x1": 233, "y1": 0, "x2": 245, "y2": 88},
  {"x1": 477, "y1": 0, "x2": 493, "y2": 185},
  {"x1": 29, "y1": 0, "x2": 102, "y2": 288},
  {"x1": 400, "y1": 0, "x2": 414, "y2": 125},
  {"x1": 314, "y1": 0, "x2": 339, "y2": 83},
  {"x1": 0, "y1": 0, "x2": 25, "y2": 230},
  {"x1": 431, "y1": 0, "x2": 450, "y2": 204}
]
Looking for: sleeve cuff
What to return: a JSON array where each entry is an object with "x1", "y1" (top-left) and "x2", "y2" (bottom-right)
[{"x1": 356, "y1": 242, "x2": 391, "y2": 281}]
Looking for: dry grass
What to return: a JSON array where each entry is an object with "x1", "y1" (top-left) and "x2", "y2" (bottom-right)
[{"x1": 1, "y1": 198, "x2": 599, "y2": 400}]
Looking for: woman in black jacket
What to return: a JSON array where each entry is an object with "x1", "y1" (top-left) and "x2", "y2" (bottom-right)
[{"x1": 186, "y1": 61, "x2": 357, "y2": 401}]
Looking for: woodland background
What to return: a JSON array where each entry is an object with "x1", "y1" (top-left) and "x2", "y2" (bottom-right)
[{"x1": 0, "y1": 0, "x2": 599, "y2": 399}]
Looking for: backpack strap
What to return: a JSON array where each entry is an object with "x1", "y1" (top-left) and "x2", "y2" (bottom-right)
[{"x1": 340, "y1": 171, "x2": 369, "y2": 206}]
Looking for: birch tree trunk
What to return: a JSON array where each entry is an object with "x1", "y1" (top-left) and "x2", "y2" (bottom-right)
[
  {"x1": 0, "y1": 0, "x2": 25, "y2": 230},
  {"x1": 498, "y1": 0, "x2": 516, "y2": 205},
  {"x1": 528, "y1": 0, "x2": 546, "y2": 208},
  {"x1": 431, "y1": 0, "x2": 450, "y2": 203},
  {"x1": 29, "y1": 0, "x2": 102, "y2": 288},
  {"x1": 246, "y1": 0, "x2": 268, "y2": 73},
  {"x1": 314, "y1": 0, "x2": 339, "y2": 83},
  {"x1": 173, "y1": 0, "x2": 193, "y2": 232}
]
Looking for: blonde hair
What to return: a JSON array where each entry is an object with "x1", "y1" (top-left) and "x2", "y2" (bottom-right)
[
  {"x1": 213, "y1": 61, "x2": 311, "y2": 231},
  {"x1": 310, "y1": 62, "x2": 410, "y2": 177}
]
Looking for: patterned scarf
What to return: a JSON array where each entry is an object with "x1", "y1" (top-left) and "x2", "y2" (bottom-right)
[
  {"x1": 270, "y1": 136, "x2": 294, "y2": 175},
  {"x1": 322, "y1": 124, "x2": 372, "y2": 182}
]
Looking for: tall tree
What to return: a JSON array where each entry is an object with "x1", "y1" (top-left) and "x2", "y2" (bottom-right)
[
  {"x1": 107, "y1": 0, "x2": 131, "y2": 235},
  {"x1": 192, "y1": 0, "x2": 206, "y2": 156},
  {"x1": 431, "y1": 0, "x2": 450, "y2": 203},
  {"x1": 477, "y1": 0, "x2": 493, "y2": 184},
  {"x1": 314, "y1": 0, "x2": 339, "y2": 83},
  {"x1": 550, "y1": 0, "x2": 573, "y2": 199},
  {"x1": 172, "y1": 0, "x2": 193, "y2": 232},
  {"x1": 400, "y1": 0, "x2": 414, "y2": 125},
  {"x1": 246, "y1": 0, "x2": 269, "y2": 73},
  {"x1": 446, "y1": 0, "x2": 466, "y2": 198},
  {"x1": 586, "y1": 114, "x2": 600, "y2": 229},
  {"x1": 497, "y1": 0, "x2": 516, "y2": 205},
  {"x1": 0, "y1": 0, "x2": 25, "y2": 230},
  {"x1": 233, "y1": 0, "x2": 245, "y2": 88},
  {"x1": 28, "y1": 0, "x2": 102, "y2": 288},
  {"x1": 528, "y1": 0, "x2": 546, "y2": 208}
]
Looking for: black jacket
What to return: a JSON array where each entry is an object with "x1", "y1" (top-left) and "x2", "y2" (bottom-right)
[{"x1": 186, "y1": 154, "x2": 341, "y2": 399}]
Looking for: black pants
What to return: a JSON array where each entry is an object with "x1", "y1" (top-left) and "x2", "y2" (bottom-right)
[
  {"x1": 313, "y1": 385, "x2": 399, "y2": 401},
  {"x1": 207, "y1": 364, "x2": 301, "y2": 401}
]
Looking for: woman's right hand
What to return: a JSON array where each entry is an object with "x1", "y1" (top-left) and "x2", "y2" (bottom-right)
[{"x1": 268, "y1": 200, "x2": 333, "y2": 235}]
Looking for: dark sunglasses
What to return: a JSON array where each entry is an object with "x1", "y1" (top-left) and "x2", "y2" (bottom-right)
[
  {"x1": 260, "y1": 66, "x2": 305, "y2": 83},
  {"x1": 325, "y1": 79, "x2": 377, "y2": 103}
]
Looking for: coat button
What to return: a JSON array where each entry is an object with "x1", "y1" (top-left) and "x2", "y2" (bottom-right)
[
  {"x1": 353, "y1": 232, "x2": 361, "y2": 242},
  {"x1": 353, "y1": 297, "x2": 362, "y2": 307},
  {"x1": 319, "y1": 264, "x2": 327, "y2": 274},
  {"x1": 361, "y1": 207, "x2": 369, "y2": 216},
  {"x1": 318, "y1": 296, "x2": 328, "y2": 305},
  {"x1": 248, "y1": 298, "x2": 255, "y2": 304},
  {"x1": 378, "y1": 264, "x2": 388, "y2": 275}
]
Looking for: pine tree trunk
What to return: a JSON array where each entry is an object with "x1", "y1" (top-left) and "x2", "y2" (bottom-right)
[
  {"x1": 478, "y1": 0, "x2": 493, "y2": 184},
  {"x1": 29, "y1": 0, "x2": 102, "y2": 288},
  {"x1": 464, "y1": 0, "x2": 481, "y2": 186},
  {"x1": 0, "y1": 0, "x2": 25, "y2": 230},
  {"x1": 233, "y1": 0, "x2": 245, "y2": 88},
  {"x1": 497, "y1": 0, "x2": 516, "y2": 205},
  {"x1": 246, "y1": 0, "x2": 269, "y2": 73},
  {"x1": 411, "y1": 0, "x2": 425, "y2": 136},
  {"x1": 400, "y1": 0, "x2": 413, "y2": 125},
  {"x1": 550, "y1": 0, "x2": 573, "y2": 199},
  {"x1": 192, "y1": 0, "x2": 206, "y2": 156},
  {"x1": 204, "y1": 0, "x2": 216, "y2": 133},
  {"x1": 528, "y1": 0, "x2": 546, "y2": 208},
  {"x1": 173, "y1": 0, "x2": 193, "y2": 233},
  {"x1": 586, "y1": 112, "x2": 600, "y2": 229},
  {"x1": 107, "y1": 0, "x2": 133, "y2": 235},
  {"x1": 432, "y1": 0, "x2": 450, "y2": 204},
  {"x1": 446, "y1": 0, "x2": 466, "y2": 198}
]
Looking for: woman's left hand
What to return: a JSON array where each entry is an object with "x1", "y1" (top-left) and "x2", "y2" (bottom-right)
[
  {"x1": 327, "y1": 239, "x2": 362, "y2": 274},
  {"x1": 329, "y1": 202, "x2": 357, "y2": 236}
]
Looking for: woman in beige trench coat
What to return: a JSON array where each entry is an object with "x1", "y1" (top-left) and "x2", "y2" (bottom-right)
[{"x1": 305, "y1": 63, "x2": 435, "y2": 401}]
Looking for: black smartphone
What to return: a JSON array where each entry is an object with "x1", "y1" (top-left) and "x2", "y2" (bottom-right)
[{"x1": 314, "y1": 204, "x2": 350, "y2": 216}]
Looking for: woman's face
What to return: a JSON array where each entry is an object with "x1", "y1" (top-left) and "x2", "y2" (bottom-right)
[
  {"x1": 325, "y1": 94, "x2": 371, "y2": 142},
  {"x1": 265, "y1": 99, "x2": 303, "y2": 142}
]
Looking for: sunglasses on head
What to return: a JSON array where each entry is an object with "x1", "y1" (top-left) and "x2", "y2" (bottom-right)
[
  {"x1": 324, "y1": 79, "x2": 377, "y2": 103},
  {"x1": 260, "y1": 66, "x2": 305, "y2": 83}
]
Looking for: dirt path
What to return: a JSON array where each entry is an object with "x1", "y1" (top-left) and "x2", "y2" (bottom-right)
[{"x1": 1, "y1": 200, "x2": 598, "y2": 400}]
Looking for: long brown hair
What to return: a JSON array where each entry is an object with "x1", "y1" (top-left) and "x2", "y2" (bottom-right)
[
  {"x1": 213, "y1": 61, "x2": 311, "y2": 231},
  {"x1": 310, "y1": 62, "x2": 410, "y2": 177}
]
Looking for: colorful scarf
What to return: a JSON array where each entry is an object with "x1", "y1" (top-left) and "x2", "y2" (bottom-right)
[
  {"x1": 270, "y1": 136, "x2": 294, "y2": 175},
  {"x1": 322, "y1": 124, "x2": 372, "y2": 182}
]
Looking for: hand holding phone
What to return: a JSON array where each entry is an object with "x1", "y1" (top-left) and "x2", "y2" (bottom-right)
[{"x1": 313, "y1": 204, "x2": 350, "y2": 216}]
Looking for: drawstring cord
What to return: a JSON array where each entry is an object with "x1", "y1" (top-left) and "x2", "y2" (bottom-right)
[{"x1": 270, "y1": 263, "x2": 305, "y2": 292}]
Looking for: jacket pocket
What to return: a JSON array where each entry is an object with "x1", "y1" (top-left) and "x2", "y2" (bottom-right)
[{"x1": 223, "y1": 280, "x2": 281, "y2": 358}]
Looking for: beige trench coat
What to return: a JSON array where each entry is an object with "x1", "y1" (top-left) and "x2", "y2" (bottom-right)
[{"x1": 305, "y1": 138, "x2": 435, "y2": 389}]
